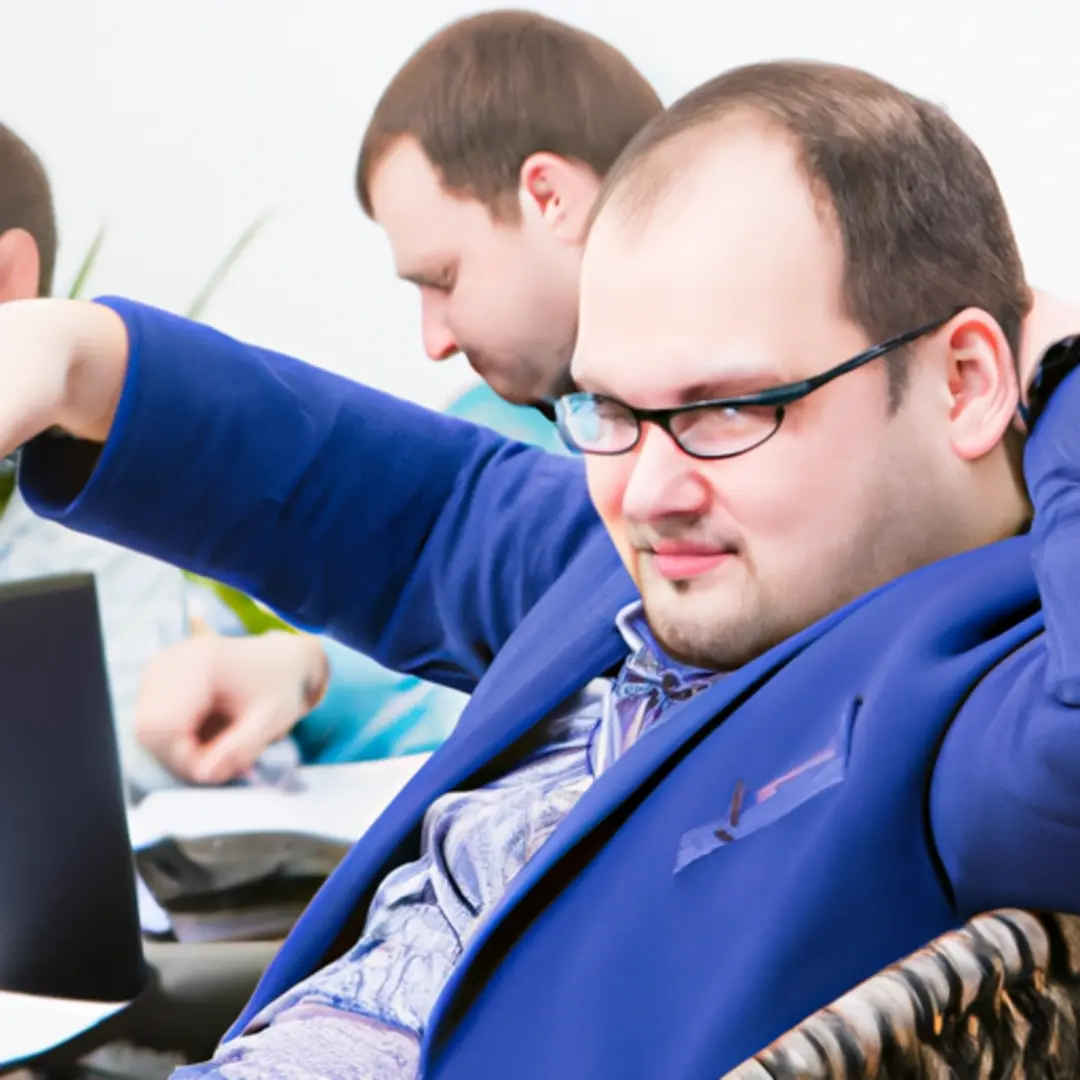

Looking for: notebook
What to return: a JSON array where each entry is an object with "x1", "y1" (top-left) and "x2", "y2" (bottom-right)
[{"x1": 128, "y1": 751, "x2": 429, "y2": 942}]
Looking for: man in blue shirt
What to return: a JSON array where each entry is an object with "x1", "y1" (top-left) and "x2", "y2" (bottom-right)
[
  {"x1": 134, "y1": 11, "x2": 660, "y2": 785},
  {"x1": 6, "y1": 59, "x2": 1080, "y2": 1080}
]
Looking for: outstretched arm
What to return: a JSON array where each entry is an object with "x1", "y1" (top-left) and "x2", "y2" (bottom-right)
[{"x1": 3, "y1": 297, "x2": 603, "y2": 693}]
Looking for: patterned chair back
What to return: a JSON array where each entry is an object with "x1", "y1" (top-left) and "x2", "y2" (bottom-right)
[{"x1": 723, "y1": 911, "x2": 1080, "y2": 1079}]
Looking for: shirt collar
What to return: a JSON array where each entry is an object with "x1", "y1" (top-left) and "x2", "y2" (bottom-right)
[{"x1": 614, "y1": 601, "x2": 716, "y2": 683}]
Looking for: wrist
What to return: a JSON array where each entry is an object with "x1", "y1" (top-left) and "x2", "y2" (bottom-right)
[
  {"x1": 298, "y1": 634, "x2": 330, "y2": 712},
  {"x1": 57, "y1": 300, "x2": 130, "y2": 444}
]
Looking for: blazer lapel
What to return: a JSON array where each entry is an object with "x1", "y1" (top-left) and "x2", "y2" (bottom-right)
[
  {"x1": 232, "y1": 540, "x2": 638, "y2": 1028},
  {"x1": 424, "y1": 590, "x2": 882, "y2": 1057}
]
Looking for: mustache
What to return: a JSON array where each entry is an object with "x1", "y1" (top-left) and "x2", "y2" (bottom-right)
[{"x1": 627, "y1": 524, "x2": 741, "y2": 554}]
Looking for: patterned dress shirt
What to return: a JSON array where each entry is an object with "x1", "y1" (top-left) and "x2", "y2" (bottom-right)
[{"x1": 175, "y1": 603, "x2": 719, "y2": 1080}]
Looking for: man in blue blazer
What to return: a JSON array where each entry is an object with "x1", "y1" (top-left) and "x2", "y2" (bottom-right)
[{"x1": 4, "y1": 60, "x2": 1080, "y2": 1079}]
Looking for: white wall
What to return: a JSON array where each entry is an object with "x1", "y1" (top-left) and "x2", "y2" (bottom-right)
[{"x1": 4, "y1": 0, "x2": 1079, "y2": 407}]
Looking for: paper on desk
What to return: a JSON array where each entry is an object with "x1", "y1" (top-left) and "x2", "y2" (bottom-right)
[
  {"x1": 0, "y1": 989, "x2": 127, "y2": 1068},
  {"x1": 135, "y1": 873, "x2": 171, "y2": 936},
  {"x1": 127, "y1": 753, "x2": 430, "y2": 850}
]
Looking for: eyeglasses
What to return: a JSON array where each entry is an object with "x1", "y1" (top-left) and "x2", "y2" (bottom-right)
[{"x1": 555, "y1": 314, "x2": 956, "y2": 461}]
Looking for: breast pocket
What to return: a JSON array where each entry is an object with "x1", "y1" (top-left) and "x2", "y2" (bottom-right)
[{"x1": 673, "y1": 696, "x2": 861, "y2": 875}]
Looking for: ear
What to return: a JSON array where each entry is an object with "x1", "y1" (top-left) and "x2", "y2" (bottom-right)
[
  {"x1": 518, "y1": 152, "x2": 601, "y2": 245},
  {"x1": 0, "y1": 228, "x2": 41, "y2": 301},
  {"x1": 941, "y1": 308, "x2": 1019, "y2": 461}
]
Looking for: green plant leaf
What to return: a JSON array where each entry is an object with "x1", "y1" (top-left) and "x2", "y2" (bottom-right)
[
  {"x1": 183, "y1": 572, "x2": 298, "y2": 635},
  {"x1": 185, "y1": 209, "x2": 274, "y2": 320},
  {"x1": 180, "y1": 211, "x2": 280, "y2": 631},
  {"x1": 62, "y1": 213, "x2": 288, "y2": 634},
  {"x1": 67, "y1": 223, "x2": 107, "y2": 299}
]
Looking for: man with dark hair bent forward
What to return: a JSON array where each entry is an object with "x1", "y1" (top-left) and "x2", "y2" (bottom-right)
[{"x1": 133, "y1": 10, "x2": 664, "y2": 788}]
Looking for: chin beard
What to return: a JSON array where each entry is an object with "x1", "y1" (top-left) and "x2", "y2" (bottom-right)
[{"x1": 644, "y1": 596, "x2": 783, "y2": 674}]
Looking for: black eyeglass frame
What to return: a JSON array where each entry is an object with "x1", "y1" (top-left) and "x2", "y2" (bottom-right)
[{"x1": 555, "y1": 312, "x2": 958, "y2": 461}]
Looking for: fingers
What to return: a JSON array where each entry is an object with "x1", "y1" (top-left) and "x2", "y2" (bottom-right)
[
  {"x1": 164, "y1": 726, "x2": 223, "y2": 785},
  {"x1": 135, "y1": 632, "x2": 310, "y2": 785},
  {"x1": 135, "y1": 637, "x2": 221, "y2": 783},
  {"x1": 188, "y1": 699, "x2": 295, "y2": 785}
]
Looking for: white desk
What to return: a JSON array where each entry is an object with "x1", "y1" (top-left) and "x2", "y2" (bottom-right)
[
  {"x1": 128, "y1": 753, "x2": 430, "y2": 851},
  {"x1": 0, "y1": 989, "x2": 128, "y2": 1069}
]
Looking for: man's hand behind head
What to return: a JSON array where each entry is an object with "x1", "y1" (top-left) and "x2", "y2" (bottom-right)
[{"x1": 1019, "y1": 289, "x2": 1080, "y2": 406}]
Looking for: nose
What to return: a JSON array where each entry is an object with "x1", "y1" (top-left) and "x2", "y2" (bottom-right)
[
  {"x1": 421, "y1": 296, "x2": 459, "y2": 362},
  {"x1": 620, "y1": 424, "x2": 711, "y2": 524}
]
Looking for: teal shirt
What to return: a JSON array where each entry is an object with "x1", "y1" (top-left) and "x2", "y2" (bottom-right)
[
  {"x1": 442, "y1": 384, "x2": 565, "y2": 453},
  {"x1": 292, "y1": 384, "x2": 566, "y2": 764}
]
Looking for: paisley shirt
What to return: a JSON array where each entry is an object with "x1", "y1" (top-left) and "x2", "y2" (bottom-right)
[{"x1": 175, "y1": 603, "x2": 719, "y2": 1080}]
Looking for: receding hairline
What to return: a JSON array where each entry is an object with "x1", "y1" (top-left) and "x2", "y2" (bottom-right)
[{"x1": 587, "y1": 107, "x2": 834, "y2": 242}]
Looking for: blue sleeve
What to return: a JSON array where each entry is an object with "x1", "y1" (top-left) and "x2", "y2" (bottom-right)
[
  {"x1": 17, "y1": 299, "x2": 602, "y2": 693},
  {"x1": 931, "y1": 365, "x2": 1080, "y2": 916}
]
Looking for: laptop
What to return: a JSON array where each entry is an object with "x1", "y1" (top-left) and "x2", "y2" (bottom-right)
[{"x1": 0, "y1": 573, "x2": 147, "y2": 1067}]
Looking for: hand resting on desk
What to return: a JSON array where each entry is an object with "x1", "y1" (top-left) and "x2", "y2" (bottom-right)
[{"x1": 135, "y1": 630, "x2": 328, "y2": 785}]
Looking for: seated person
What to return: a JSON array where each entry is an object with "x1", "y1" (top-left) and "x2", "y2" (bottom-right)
[
  {"x1": 0, "y1": 112, "x2": 582, "y2": 794},
  {"x1": 134, "y1": 11, "x2": 659, "y2": 785},
  {"x1": 0, "y1": 117, "x2": 459, "y2": 799},
  {"x1": 0, "y1": 120, "x2": 188, "y2": 796},
  {"x1": 9, "y1": 45, "x2": 1078, "y2": 1080},
  {"x1": 0, "y1": 120, "x2": 465, "y2": 797}
]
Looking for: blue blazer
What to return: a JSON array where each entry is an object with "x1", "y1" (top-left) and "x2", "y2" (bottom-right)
[{"x1": 20, "y1": 298, "x2": 1080, "y2": 1079}]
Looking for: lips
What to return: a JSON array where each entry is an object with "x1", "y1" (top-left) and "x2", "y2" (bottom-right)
[{"x1": 647, "y1": 542, "x2": 736, "y2": 581}]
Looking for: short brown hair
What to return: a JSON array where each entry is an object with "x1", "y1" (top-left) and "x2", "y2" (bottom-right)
[
  {"x1": 356, "y1": 10, "x2": 662, "y2": 220},
  {"x1": 592, "y1": 61, "x2": 1030, "y2": 406},
  {"x1": 0, "y1": 123, "x2": 57, "y2": 296}
]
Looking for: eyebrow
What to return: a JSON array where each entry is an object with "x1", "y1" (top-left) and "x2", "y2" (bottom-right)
[{"x1": 397, "y1": 256, "x2": 458, "y2": 290}]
